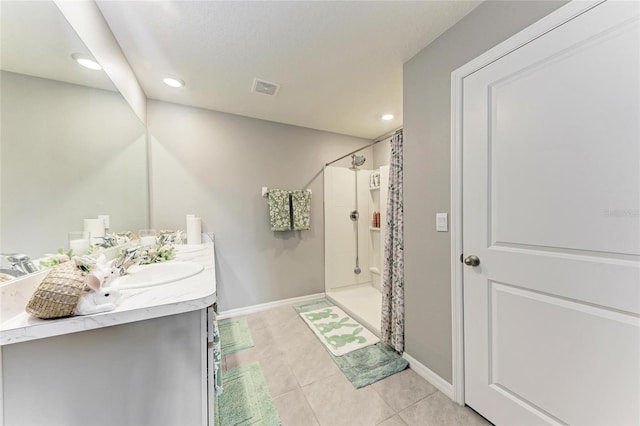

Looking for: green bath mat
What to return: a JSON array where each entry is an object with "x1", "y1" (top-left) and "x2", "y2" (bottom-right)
[
  {"x1": 219, "y1": 318, "x2": 254, "y2": 355},
  {"x1": 300, "y1": 306, "x2": 380, "y2": 356},
  {"x1": 293, "y1": 298, "x2": 408, "y2": 388},
  {"x1": 331, "y1": 343, "x2": 408, "y2": 388},
  {"x1": 293, "y1": 298, "x2": 334, "y2": 313},
  {"x1": 215, "y1": 362, "x2": 281, "y2": 426}
]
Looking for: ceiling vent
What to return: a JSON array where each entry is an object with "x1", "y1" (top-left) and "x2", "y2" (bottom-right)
[{"x1": 252, "y1": 78, "x2": 280, "y2": 96}]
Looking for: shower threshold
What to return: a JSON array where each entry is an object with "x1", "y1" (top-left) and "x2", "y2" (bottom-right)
[{"x1": 326, "y1": 284, "x2": 382, "y2": 336}]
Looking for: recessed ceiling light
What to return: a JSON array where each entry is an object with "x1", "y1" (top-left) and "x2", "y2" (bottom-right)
[
  {"x1": 71, "y1": 53, "x2": 102, "y2": 71},
  {"x1": 163, "y1": 77, "x2": 185, "y2": 88},
  {"x1": 381, "y1": 114, "x2": 394, "y2": 121}
]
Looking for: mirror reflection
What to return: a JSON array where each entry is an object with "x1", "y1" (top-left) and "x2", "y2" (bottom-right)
[{"x1": 0, "y1": 0, "x2": 149, "y2": 272}]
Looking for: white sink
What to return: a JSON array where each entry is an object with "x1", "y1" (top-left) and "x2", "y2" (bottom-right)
[{"x1": 114, "y1": 261, "x2": 204, "y2": 290}]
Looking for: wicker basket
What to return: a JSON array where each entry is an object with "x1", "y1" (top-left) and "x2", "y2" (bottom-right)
[{"x1": 25, "y1": 261, "x2": 87, "y2": 319}]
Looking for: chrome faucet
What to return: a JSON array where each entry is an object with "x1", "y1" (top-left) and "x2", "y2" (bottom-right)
[
  {"x1": 113, "y1": 247, "x2": 139, "y2": 276},
  {"x1": 7, "y1": 254, "x2": 38, "y2": 275}
]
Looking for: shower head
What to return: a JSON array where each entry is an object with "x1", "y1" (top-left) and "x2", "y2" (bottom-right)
[{"x1": 351, "y1": 154, "x2": 366, "y2": 169}]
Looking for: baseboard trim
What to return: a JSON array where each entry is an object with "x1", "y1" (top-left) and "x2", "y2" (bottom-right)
[
  {"x1": 403, "y1": 352, "x2": 455, "y2": 402},
  {"x1": 217, "y1": 293, "x2": 326, "y2": 319}
]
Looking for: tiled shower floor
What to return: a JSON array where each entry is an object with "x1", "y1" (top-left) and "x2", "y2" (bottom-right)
[{"x1": 222, "y1": 303, "x2": 490, "y2": 425}]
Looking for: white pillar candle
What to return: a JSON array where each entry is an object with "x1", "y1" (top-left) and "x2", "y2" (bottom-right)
[
  {"x1": 186, "y1": 216, "x2": 202, "y2": 245},
  {"x1": 138, "y1": 229, "x2": 157, "y2": 246},
  {"x1": 84, "y1": 218, "x2": 105, "y2": 245},
  {"x1": 98, "y1": 214, "x2": 110, "y2": 230},
  {"x1": 140, "y1": 236, "x2": 156, "y2": 246},
  {"x1": 69, "y1": 238, "x2": 90, "y2": 255},
  {"x1": 69, "y1": 231, "x2": 90, "y2": 255}
]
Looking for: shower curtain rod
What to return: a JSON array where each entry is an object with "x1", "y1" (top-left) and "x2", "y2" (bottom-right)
[{"x1": 324, "y1": 127, "x2": 402, "y2": 167}]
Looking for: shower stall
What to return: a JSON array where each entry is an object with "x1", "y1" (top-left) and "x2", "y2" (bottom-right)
[{"x1": 324, "y1": 147, "x2": 390, "y2": 335}]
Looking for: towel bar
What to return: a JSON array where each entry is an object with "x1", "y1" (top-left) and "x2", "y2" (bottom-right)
[{"x1": 261, "y1": 187, "x2": 312, "y2": 198}]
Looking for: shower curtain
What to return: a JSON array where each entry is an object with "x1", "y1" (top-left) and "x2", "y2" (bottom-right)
[{"x1": 381, "y1": 132, "x2": 404, "y2": 353}]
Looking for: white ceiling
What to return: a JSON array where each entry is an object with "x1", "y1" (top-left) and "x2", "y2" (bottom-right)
[
  {"x1": 96, "y1": 1, "x2": 480, "y2": 139},
  {"x1": 0, "y1": 0, "x2": 116, "y2": 92}
]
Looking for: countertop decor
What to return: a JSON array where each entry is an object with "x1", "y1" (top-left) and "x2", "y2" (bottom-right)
[{"x1": 1, "y1": 241, "x2": 216, "y2": 346}]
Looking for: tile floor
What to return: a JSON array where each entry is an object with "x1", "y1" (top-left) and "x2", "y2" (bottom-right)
[{"x1": 222, "y1": 304, "x2": 491, "y2": 426}]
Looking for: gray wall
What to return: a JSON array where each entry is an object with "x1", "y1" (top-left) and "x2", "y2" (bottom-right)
[
  {"x1": 373, "y1": 137, "x2": 391, "y2": 169},
  {"x1": 146, "y1": 100, "x2": 369, "y2": 311},
  {"x1": 403, "y1": 0, "x2": 567, "y2": 383},
  {"x1": 0, "y1": 71, "x2": 148, "y2": 261}
]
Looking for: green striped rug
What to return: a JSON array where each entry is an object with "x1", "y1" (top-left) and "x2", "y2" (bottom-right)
[
  {"x1": 219, "y1": 317, "x2": 254, "y2": 355},
  {"x1": 215, "y1": 362, "x2": 280, "y2": 426},
  {"x1": 293, "y1": 298, "x2": 334, "y2": 313}
]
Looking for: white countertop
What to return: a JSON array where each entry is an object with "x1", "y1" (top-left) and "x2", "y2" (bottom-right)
[{"x1": 0, "y1": 242, "x2": 216, "y2": 346}]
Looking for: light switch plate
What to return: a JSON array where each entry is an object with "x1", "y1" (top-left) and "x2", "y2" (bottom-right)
[{"x1": 436, "y1": 213, "x2": 448, "y2": 232}]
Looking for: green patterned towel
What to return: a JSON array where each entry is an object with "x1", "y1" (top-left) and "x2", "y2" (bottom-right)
[
  {"x1": 291, "y1": 190, "x2": 311, "y2": 230},
  {"x1": 268, "y1": 189, "x2": 291, "y2": 231}
]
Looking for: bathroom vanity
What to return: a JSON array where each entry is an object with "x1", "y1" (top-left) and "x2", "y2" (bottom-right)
[{"x1": 0, "y1": 241, "x2": 217, "y2": 426}]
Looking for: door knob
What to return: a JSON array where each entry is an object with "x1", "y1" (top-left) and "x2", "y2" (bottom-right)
[{"x1": 464, "y1": 255, "x2": 480, "y2": 267}]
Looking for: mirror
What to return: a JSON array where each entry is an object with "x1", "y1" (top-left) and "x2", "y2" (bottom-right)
[{"x1": 0, "y1": 0, "x2": 149, "y2": 267}]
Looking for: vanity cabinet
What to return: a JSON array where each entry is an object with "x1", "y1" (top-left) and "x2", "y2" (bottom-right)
[
  {"x1": 0, "y1": 241, "x2": 217, "y2": 426},
  {"x1": 2, "y1": 308, "x2": 214, "y2": 426}
]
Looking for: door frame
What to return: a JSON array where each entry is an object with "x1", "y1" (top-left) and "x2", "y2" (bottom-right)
[{"x1": 448, "y1": 0, "x2": 604, "y2": 406}]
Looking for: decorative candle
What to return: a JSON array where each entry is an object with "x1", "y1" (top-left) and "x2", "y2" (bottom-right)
[
  {"x1": 84, "y1": 218, "x2": 105, "y2": 245},
  {"x1": 187, "y1": 215, "x2": 202, "y2": 245},
  {"x1": 68, "y1": 231, "x2": 90, "y2": 255},
  {"x1": 98, "y1": 214, "x2": 110, "y2": 230},
  {"x1": 139, "y1": 229, "x2": 157, "y2": 246}
]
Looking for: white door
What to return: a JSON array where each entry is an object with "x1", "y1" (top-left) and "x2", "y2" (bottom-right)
[{"x1": 462, "y1": 1, "x2": 640, "y2": 425}]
